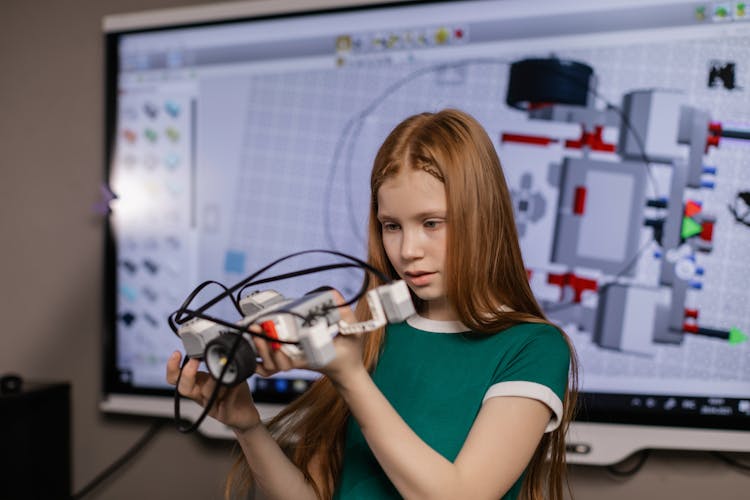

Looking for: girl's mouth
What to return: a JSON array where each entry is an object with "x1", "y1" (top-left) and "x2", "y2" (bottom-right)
[{"x1": 405, "y1": 271, "x2": 434, "y2": 287}]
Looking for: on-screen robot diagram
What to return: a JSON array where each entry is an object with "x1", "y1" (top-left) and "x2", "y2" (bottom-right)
[{"x1": 500, "y1": 57, "x2": 749, "y2": 356}]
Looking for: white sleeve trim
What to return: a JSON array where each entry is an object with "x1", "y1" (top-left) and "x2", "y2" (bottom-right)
[{"x1": 482, "y1": 381, "x2": 564, "y2": 433}]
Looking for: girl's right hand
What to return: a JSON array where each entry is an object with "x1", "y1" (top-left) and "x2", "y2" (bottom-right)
[{"x1": 166, "y1": 350, "x2": 262, "y2": 433}]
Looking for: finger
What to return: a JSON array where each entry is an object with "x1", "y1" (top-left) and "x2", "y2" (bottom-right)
[
  {"x1": 331, "y1": 289, "x2": 357, "y2": 323},
  {"x1": 331, "y1": 289, "x2": 346, "y2": 306},
  {"x1": 177, "y1": 357, "x2": 203, "y2": 398},
  {"x1": 270, "y1": 348, "x2": 293, "y2": 372},
  {"x1": 166, "y1": 351, "x2": 182, "y2": 385},
  {"x1": 200, "y1": 375, "x2": 226, "y2": 402},
  {"x1": 290, "y1": 356, "x2": 309, "y2": 370},
  {"x1": 253, "y1": 337, "x2": 277, "y2": 372}
]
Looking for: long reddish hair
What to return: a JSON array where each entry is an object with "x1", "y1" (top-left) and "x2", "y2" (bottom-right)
[{"x1": 227, "y1": 109, "x2": 578, "y2": 500}]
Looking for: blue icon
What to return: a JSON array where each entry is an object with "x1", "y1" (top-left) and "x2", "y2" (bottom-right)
[{"x1": 165, "y1": 100, "x2": 181, "y2": 118}]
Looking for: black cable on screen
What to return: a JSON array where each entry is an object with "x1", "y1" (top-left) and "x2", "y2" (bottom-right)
[{"x1": 70, "y1": 419, "x2": 166, "y2": 499}]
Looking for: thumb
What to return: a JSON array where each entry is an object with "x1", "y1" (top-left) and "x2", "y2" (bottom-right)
[{"x1": 330, "y1": 289, "x2": 357, "y2": 323}]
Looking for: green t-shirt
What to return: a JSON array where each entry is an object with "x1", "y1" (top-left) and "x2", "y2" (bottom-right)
[{"x1": 334, "y1": 315, "x2": 570, "y2": 500}]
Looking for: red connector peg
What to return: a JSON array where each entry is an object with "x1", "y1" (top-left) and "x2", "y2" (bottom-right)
[
  {"x1": 573, "y1": 186, "x2": 587, "y2": 215},
  {"x1": 705, "y1": 134, "x2": 720, "y2": 152},
  {"x1": 684, "y1": 308, "x2": 699, "y2": 319},
  {"x1": 547, "y1": 272, "x2": 598, "y2": 303},
  {"x1": 683, "y1": 322, "x2": 699, "y2": 334},
  {"x1": 564, "y1": 125, "x2": 616, "y2": 152},
  {"x1": 708, "y1": 121, "x2": 723, "y2": 135},
  {"x1": 260, "y1": 320, "x2": 281, "y2": 351}
]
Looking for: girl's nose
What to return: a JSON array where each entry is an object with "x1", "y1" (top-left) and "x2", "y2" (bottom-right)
[{"x1": 401, "y1": 229, "x2": 424, "y2": 260}]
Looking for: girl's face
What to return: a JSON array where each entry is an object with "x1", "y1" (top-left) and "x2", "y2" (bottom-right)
[{"x1": 376, "y1": 168, "x2": 456, "y2": 321}]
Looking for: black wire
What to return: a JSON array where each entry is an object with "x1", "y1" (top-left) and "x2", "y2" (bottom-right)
[
  {"x1": 605, "y1": 449, "x2": 651, "y2": 477},
  {"x1": 169, "y1": 249, "x2": 390, "y2": 433},
  {"x1": 174, "y1": 333, "x2": 243, "y2": 434},
  {"x1": 170, "y1": 254, "x2": 384, "y2": 340},
  {"x1": 711, "y1": 451, "x2": 750, "y2": 472},
  {"x1": 603, "y1": 450, "x2": 750, "y2": 477},
  {"x1": 173, "y1": 305, "x2": 336, "y2": 433},
  {"x1": 249, "y1": 308, "x2": 318, "y2": 329},
  {"x1": 173, "y1": 308, "x2": 303, "y2": 344},
  {"x1": 70, "y1": 419, "x2": 166, "y2": 499},
  {"x1": 234, "y1": 262, "x2": 362, "y2": 302},
  {"x1": 170, "y1": 280, "x2": 241, "y2": 330},
  {"x1": 719, "y1": 128, "x2": 750, "y2": 141},
  {"x1": 173, "y1": 249, "x2": 389, "y2": 327},
  {"x1": 169, "y1": 264, "x2": 364, "y2": 337}
]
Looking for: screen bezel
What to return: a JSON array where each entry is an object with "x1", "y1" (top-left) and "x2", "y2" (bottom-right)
[{"x1": 101, "y1": 0, "x2": 750, "y2": 463}]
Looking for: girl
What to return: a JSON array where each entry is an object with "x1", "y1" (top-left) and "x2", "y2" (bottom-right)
[{"x1": 167, "y1": 108, "x2": 578, "y2": 500}]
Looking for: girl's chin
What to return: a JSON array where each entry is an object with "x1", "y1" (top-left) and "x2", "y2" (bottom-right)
[{"x1": 410, "y1": 288, "x2": 446, "y2": 304}]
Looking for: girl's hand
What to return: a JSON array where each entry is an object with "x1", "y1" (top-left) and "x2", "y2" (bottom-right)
[
  {"x1": 318, "y1": 290, "x2": 367, "y2": 382},
  {"x1": 166, "y1": 350, "x2": 262, "y2": 432},
  {"x1": 250, "y1": 290, "x2": 366, "y2": 382},
  {"x1": 166, "y1": 290, "x2": 367, "y2": 426}
]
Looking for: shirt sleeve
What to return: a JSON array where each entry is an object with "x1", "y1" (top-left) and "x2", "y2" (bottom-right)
[{"x1": 482, "y1": 323, "x2": 571, "y2": 432}]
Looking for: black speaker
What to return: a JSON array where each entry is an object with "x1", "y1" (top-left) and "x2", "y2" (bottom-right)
[{"x1": 0, "y1": 380, "x2": 71, "y2": 500}]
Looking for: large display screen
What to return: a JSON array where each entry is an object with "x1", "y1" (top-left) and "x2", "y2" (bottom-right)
[{"x1": 102, "y1": 0, "x2": 750, "y2": 463}]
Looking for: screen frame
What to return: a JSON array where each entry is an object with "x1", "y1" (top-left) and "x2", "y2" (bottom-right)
[{"x1": 100, "y1": 0, "x2": 750, "y2": 464}]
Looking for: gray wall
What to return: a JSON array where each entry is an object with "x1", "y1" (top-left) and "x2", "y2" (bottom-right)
[{"x1": 0, "y1": 1, "x2": 747, "y2": 498}]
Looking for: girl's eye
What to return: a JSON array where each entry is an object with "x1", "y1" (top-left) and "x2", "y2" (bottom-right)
[
  {"x1": 382, "y1": 222, "x2": 400, "y2": 231},
  {"x1": 424, "y1": 219, "x2": 442, "y2": 229}
]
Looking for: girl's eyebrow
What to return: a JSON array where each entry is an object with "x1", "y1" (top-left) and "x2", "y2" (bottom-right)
[
  {"x1": 378, "y1": 210, "x2": 446, "y2": 221},
  {"x1": 412, "y1": 210, "x2": 447, "y2": 219}
]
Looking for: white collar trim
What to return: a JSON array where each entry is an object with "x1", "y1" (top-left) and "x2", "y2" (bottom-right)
[{"x1": 406, "y1": 314, "x2": 469, "y2": 333}]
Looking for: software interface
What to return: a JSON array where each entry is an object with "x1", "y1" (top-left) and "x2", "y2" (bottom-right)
[{"x1": 110, "y1": 0, "x2": 750, "y2": 416}]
